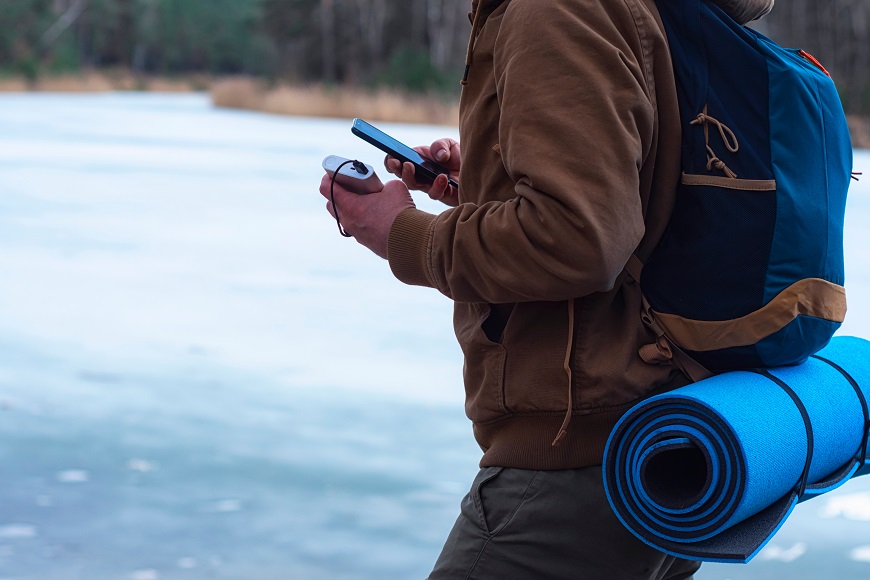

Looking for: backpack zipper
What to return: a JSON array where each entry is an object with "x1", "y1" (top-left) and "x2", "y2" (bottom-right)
[{"x1": 798, "y1": 50, "x2": 831, "y2": 77}]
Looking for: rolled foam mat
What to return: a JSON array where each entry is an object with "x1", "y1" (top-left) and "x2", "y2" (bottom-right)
[{"x1": 603, "y1": 336, "x2": 870, "y2": 562}]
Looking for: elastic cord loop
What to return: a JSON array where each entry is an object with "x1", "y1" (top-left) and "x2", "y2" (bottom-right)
[
  {"x1": 330, "y1": 160, "x2": 355, "y2": 238},
  {"x1": 753, "y1": 369, "x2": 814, "y2": 499},
  {"x1": 812, "y1": 355, "x2": 870, "y2": 465}
]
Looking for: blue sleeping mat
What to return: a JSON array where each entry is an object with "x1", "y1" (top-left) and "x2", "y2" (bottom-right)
[{"x1": 603, "y1": 336, "x2": 870, "y2": 563}]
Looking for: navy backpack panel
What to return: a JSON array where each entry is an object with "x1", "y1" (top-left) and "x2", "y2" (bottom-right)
[{"x1": 639, "y1": 0, "x2": 852, "y2": 372}]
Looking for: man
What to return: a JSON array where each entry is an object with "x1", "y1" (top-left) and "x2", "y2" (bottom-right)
[{"x1": 319, "y1": 0, "x2": 773, "y2": 577}]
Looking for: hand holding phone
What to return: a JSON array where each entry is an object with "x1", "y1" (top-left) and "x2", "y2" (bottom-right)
[
  {"x1": 384, "y1": 134, "x2": 460, "y2": 201},
  {"x1": 352, "y1": 119, "x2": 460, "y2": 190}
]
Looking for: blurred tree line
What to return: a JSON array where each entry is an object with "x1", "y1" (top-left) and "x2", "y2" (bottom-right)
[
  {"x1": 0, "y1": 0, "x2": 469, "y2": 94},
  {"x1": 0, "y1": 0, "x2": 867, "y2": 112},
  {"x1": 755, "y1": 0, "x2": 870, "y2": 115}
]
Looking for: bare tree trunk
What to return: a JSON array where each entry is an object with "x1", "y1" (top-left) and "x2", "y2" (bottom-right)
[
  {"x1": 845, "y1": 0, "x2": 870, "y2": 113},
  {"x1": 132, "y1": 0, "x2": 157, "y2": 73},
  {"x1": 410, "y1": 0, "x2": 429, "y2": 49},
  {"x1": 427, "y1": 0, "x2": 470, "y2": 70},
  {"x1": 427, "y1": 0, "x2": 447, "y2": 70},
  {"x1": 814, "y1": 1, "x2": 834, "y2": 70},
  {"x1": 321, "y1": 0, "x2": 337, "y2": 82},
  {"x1": 762, "y1": 0, "x2": 870, "y2": 114},
  {"x1": 354, "y1": 0, "x2": 388, "y2": 66},
  {"x1": 790, "y1": 0, "x2": 808, "y2": 46},
  {"x1": 427, "y1": 0, "x2": 466, "y2": 71},
  {"x1": 42, "y1": 0, "x2": 88, "y2": 48}
]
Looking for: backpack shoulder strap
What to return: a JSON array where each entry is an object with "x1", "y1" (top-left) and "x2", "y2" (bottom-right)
[{"x1": 626, "y1": 254, "x2": 714, "y2": 383}]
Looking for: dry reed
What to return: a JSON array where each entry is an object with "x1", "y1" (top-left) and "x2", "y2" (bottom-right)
[
  {"x1": 31, "y1": 72, "x2": 116, "y2": 92},
  {"x1": 848, "y1": 116, "x2": 870, "y2": 150},
  {"x1": 2, "y1": 72, "x2": 866, "y2": 146},
  {"x1": 210, "y1": 77, "x2": 459, "y2": 127},
  {"x1": 0, "y1": 70, "x2": 209, "y2": 93},
  {"x1": 0, "y1": 77, "x2": 29, "y2": 91}
]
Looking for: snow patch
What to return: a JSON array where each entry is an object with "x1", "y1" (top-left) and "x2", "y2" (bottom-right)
[
  {"x1": 0, "y1": 525, "x2": 37, "y2": 539},
  {"x1": 209, "y1": 499, "x2": 242, "y2": 513},
  {"x1": 56, "y1": 469, "x2": 89, "y2": 483},
  {"x1": 820, "y1": 492, "x2": 870, "y2": 521},
  {"x1": 127, "y1": 459, "x2": 158, "y2": 473},
  {"x1": 758, "y1": 542, "x2": 807, "y2": 563}
]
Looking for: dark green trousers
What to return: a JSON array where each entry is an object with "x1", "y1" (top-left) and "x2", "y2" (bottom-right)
[{"x1": 429, "y1": 466, "x2": 701, "y2": 580}]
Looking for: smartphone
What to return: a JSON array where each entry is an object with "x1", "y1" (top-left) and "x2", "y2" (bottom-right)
[{"x1": 351, "y1": 118, "x2": 459, "y2": 189}]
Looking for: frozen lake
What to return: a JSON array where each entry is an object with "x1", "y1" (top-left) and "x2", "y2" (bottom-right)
[{"x1": 0, "y1": 92, "x2": 869, "y2": 579}]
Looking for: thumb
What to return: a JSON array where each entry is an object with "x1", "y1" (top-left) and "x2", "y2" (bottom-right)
[{"x1": 431, "y1": 138, "x2": 458, "y2": 163}]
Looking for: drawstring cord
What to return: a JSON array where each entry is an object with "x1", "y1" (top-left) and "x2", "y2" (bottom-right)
[
  {"x1": 691, "y1": 106, "x2": 740, "y2": 178},
  {"x1": 692, "y1": 106, "x2": 861, "y2": 185},
  {"x1": 461, "y1": 1, "x2": 487, "y2": 86},
  {"x1": 552, "y1": 299, "x2": 576, "y2": 447}
]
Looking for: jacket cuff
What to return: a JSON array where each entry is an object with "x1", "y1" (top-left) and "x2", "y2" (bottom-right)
[{"x1": 388, "y1": 208, "x2": 438, "y2": 288}]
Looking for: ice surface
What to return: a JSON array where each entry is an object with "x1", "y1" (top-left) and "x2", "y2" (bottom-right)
[
  {"x1": 0, "y1": 93, "x2": 868, "y2": 580},
  {"x1": 0, "y1": 92, "x2": 464, "y2": 406}
]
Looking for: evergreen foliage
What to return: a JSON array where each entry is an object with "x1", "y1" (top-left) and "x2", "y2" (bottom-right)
[
  {"x1": 0, "y1": 0, "x2": 866, "y2": 112},
  {"x1": 0, "y1": 0, "x2": 468, "y2": 95}
]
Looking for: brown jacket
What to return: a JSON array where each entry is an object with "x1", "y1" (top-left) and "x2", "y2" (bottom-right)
[{"x1": 387, "y1": 0, "x2": 771, "y2": 470}]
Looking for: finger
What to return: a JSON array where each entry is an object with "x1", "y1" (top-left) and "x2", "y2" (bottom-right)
[
  {"x1": 325, "y1": 200, "x2": 336, "y2": 218},
  {"x1": 385, "y1": 155, "x2": 402, "y2": 176},
  {"x1": 431, "y1": 138, "x2": 461, "y2": 167},
  {"x1": 413, "y1": 145, "x2": 433, "y2": 159},
  {"x1": 321, "y1": 174, "x2": 356, "y2": 204},
  {"x1": 428, "y1": 174, "x2": 448, "y2": 201},
  {"x1": 430, "y1": 140, "x2": 452, "y2": 163},
  {"x1": 401, "y1": 162, "x2": 425, "y2": 191},
  {"x1": 319, "y1": 173, "x2": 333, "y2": 199}
]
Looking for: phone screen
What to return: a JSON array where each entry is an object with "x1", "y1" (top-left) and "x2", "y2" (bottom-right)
[
  {"x1": 353, "y1": 119, "x2": 427, "y2": 165},
  {"x1": 351, "y1": 118, "x2": 458, "y2": 187}
]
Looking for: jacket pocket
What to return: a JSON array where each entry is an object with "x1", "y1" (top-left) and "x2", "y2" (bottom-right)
[
  {"x1": 455, "y1": 302, "x2": 509, "y2": 421},
  {"x1": 499, "y1": 301, "x2": 577, "y2": 413}
]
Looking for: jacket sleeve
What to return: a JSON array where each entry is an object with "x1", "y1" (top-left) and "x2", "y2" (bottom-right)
[{"x1": 388, "y1": 0, "x2": 655, "y2": 304}]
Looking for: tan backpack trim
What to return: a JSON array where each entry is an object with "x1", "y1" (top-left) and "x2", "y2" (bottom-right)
[
  {"x1": 654, "y1": 278, "x2": 847, "y2": 352},
  {"x1": 626, "y1": 255, "x2": 713, "y2": 382},
  {"x1": 681, "y1": 172, "x2": 776, "y2": 191}
]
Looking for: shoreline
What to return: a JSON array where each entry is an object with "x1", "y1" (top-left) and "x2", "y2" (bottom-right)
[
  {"x1": 0, "y1": 71, "x2": 460, "y2": 127},
  {"x1": 209, "y1": 77, "x2": 459, "y2": 127},
  {"x1": 0, "y1": 70, "x2": 209, "y2": 94},
  {"x1": 2, "y1": 72, "x2": 868, "y2": 143}
]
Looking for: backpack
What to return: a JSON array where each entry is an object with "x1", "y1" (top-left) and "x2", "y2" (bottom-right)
[{"x1": 629, "y1": 0, "x2": 854, "y2": 380}]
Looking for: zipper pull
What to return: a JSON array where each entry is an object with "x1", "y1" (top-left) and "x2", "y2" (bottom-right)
[{"x1": 799, "y1": 49, "x2": 831, "y2": 77}]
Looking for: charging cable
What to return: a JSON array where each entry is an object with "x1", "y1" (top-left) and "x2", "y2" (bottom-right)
[{"x1": 329, "y1": 159, "x2": 361, "y2": 238}]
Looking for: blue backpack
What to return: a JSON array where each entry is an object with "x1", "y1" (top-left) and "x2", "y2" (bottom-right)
[{"x1": 629, "y1": 0, "x2": 855, "y2": 379}]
